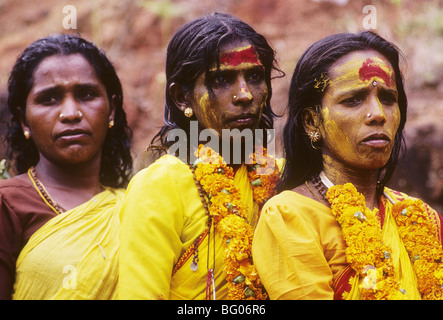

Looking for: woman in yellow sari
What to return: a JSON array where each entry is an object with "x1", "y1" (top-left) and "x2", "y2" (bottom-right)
[
  {"x1": 119, "y1": 13, "x2": 283, "y2": 300},
  {"x1": 252, "y1": 31, "x2": 443, "y2": 300},
  {"x1": 0, "y1": 34, "x2": 132, "y2": 299}
]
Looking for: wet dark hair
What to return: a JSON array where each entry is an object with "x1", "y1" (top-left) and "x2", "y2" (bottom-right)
[
  {"x1": 7, "y1": 33, "x2": 132, "y2": 188},
  {"x1": 281, "y1": 31, "x2": 407, "y2": 192},
  {"x1": 150, "y1": 12, "x2": 283, "y2": 155}
]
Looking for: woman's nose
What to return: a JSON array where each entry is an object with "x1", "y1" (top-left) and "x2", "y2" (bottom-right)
[
  {"x1": 58, "y1": 96, "x2": 83, "y2": 122},
  {"x1": 232, "y1": 77, "x2": 253, "y2": 104},
  {"x1": 365, "y1": 96, "x2": 386, "y2": 125}
]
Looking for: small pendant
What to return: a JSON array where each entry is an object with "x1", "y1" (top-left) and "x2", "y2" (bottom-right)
[{"x1": 190, "y1": 261, "x2": 198, "y2": 271}]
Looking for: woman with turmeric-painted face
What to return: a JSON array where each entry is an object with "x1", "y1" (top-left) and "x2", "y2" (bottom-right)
[
  {"x1": 119, "y1": 13, "x2": 284, "y2": 300},
  {"x1": 252, "y1": 31, "x2": 443, "y2": 300}
]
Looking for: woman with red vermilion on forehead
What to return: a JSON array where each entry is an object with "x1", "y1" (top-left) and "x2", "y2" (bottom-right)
[
  {"x1": 252, "y1": 31, "x2": 443, "y2": 300},
  {"x1": 119, "y1": 13, "x2": 284, "y2": 300}
]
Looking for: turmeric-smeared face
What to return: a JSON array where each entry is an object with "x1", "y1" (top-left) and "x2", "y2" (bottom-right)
[
  {"x1": 319, "y1": 50, "x2": 401, "y2": 172},
  {"x1": 190, "y1": 40, "x2": 268, "y2": 136}
]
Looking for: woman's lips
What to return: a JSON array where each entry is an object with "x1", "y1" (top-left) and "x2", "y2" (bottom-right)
[
  {"x1": 55, "y1": 128, "x2": 90, "y2": 142},
  {"x1": 227, "y1": 114, "x2": 258, "y2": 128},
  {"x1": 361, "y1": 133, "x2": 391, "y2": 148}
]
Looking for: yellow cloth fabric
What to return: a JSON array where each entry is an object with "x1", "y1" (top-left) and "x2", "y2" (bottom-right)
[
  {"x1": 252, "y1": 191, "x2": 346, "y2": 299},
  {"x1": 118, "y1": 155, "x2": 261, "y2": 300},
  {"x1": 13, "y1": 188, "x2": 124, "y2": 300},
  {"x1": 252, "y1": 188, "x2": 436, "y2": 300}
]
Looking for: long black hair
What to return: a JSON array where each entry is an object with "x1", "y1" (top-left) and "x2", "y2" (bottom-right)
[
  {"x1": 150, "y1": 12, "x2": 283, "y2": 155},
  {"x1": 281, "y1": 31, "x2": 407, "y2": 192},
  {"x1": 7, "y1": 33, "x2": 132, "y2": 188}
]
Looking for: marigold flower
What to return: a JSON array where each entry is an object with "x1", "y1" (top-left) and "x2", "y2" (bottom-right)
[
  {"x1": 329, "y1": 182, "x2": 443, "y2": 300},
  {"x1": 192, "y1": 144, "x2": 277, "y2": 300}
]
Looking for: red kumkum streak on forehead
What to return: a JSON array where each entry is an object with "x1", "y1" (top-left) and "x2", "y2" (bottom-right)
[
  {"x1": 219, "y1": 46, "x2": 261, "y2": 66},
  {"x1": 358, "y1": 58, "x2": 391, "y2": 88}
]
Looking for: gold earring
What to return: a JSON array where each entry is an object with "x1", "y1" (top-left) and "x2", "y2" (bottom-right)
[
  {"x1": 309, "y1": 131, "x2": 320, "y2": 150},
  {"x1": 108, "y1": 119, "x2": 114, "y2": 128},
  {"x1": 309, "y1": 131, "x2": 320, "y2": 143},
  {"x1": 23, "y1": 129, "x2": 30, "y2": 140},
  {"x1": 184, "y1": 107, "x2": 193, "y2": 118}
]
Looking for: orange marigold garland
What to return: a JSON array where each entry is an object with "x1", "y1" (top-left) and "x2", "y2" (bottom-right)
[
  {"x1": 193, "y1": 145, "x2": 279, "y2": 300},
  {"x1": 327, "y1": 182, "x2": 443, "y2": 300},
  {"x1": 391, "y1": 199, "x2": 443, "y2": 299},
  {"x1": 247, "y1": 146, "x2": 279, "y2": 207},
  {"x1": 326, "y1": 183, "x2": 404, "y2": 300}
]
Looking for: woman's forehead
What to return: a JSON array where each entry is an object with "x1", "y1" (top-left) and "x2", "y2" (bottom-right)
[
  {"x1": 327, "y1": 50, "x2": 395, "y2": 87},
  {"x1": 214, "y1": 40, "x2": 263, "y2": 70},
  {"x1": 220, "y1": 45, "x2": 261, "y2": 64}
]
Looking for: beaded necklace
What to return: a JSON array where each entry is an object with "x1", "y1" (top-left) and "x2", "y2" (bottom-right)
[{"x1": 28, "y1": 167, "x2": 65, "y2": 215}]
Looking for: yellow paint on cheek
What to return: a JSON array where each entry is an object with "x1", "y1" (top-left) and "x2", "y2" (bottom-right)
[
  {"x1": 392, "y1": 107, "x2": 401, "y2": 129},
  {"x1": 198, "y1": 91, "x2": 217, "y2": 126},
  {"x1": 199, "y1": 91, "x2": 210, "y2": 111},
  {"x1": 321, "y1": 107, "x2": 354, "y2": 157}
]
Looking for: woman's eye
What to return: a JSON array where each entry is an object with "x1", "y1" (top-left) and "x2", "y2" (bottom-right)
[
  {"x1": 215, "y1": 75, "x2": 228, "y2": 85},
  {"x1": 246, "y1": 69, "x2": 264, "y2": 83},
  {"x1": 340, "y1": 96, "x2": 362, "y2": 106},
  {"x1": 379, "y1": 92, "x2": 397, "y2": 106},
  {"x1": 78, "y1": 90, "x2": 96, "y2": 100},
  {"x1": 39, "y1": 96, "x2": 58, "y2": 106}
]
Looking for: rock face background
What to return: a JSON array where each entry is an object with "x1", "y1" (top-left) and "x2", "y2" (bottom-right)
[{"x1": 0, "y1": 0, "x2": 442, "y2": 212}]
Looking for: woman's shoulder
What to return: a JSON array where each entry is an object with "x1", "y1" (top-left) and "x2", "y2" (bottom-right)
[
  {"x1": 136, "y1": 154, "x2": 189, "y2": 175},
  {"x1": 0, "y1": 173, "x2": 56, "y2": 222},
  {"x1": 384, "y1": 186, "x2": 441, "y2": 218},
  {"x1": 127, "y1": 154, "x2": 194, "y2": 191},
  {"x1": 262, "y1": 187, "x2": 331, "y2": 220},
  {"x1": 0, "y1": 173, "x2": 34, "y2": 196}
]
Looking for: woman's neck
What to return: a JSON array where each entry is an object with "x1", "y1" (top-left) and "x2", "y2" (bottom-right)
[
  {"x1": 32, "y1": 157, "x2": 103, "y2": 210},
  {"x1": 322, "y1": 159, "x2": 380, "y2": 210}
]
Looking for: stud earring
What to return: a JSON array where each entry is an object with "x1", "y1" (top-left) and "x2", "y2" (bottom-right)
[
  {"x1": 23, "y1": 129, "x2": 30, "y2": 140},
  {"x1": 233, "y1": 95, "x2": 238, "y2": 100},
  {"x1": 372, "y1": 80, "x2": 377, "y2": 87},
  {"x1": 108, "y1": 119, "x2": 114, "y2": 128},
  {"x1": 184, "y1": 107, "x2": 193, "y2": 118}
]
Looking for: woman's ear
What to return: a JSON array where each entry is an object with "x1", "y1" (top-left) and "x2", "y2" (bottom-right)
[
  {"x1": 17, "y1": 108, "x2": 31, "y2": 138},
  {"x1": 169, "y1": 82, "x2": 192, "y2": 113},
  {"x1": 301, "y1": 107, "x2": 321, "y2": 134}
]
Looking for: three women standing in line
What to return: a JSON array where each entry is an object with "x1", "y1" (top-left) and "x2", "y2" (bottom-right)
[{"x1": 1, "y1": 14, "x2": 441, "y2": 301}]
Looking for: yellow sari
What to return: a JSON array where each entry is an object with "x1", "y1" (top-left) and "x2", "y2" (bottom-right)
[
  {"x1": 119, "y1": 155, "x2": 264, "y2": 300},
  {"x1": 13, "y1": 188, "x2": 124, "y2": 300},
  {"x1": 253, "y1": 188, "x2": 442, "y2": 300}
]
